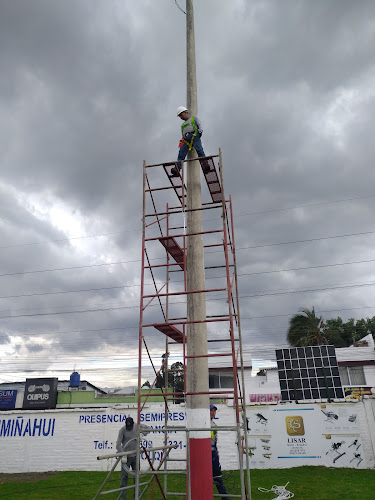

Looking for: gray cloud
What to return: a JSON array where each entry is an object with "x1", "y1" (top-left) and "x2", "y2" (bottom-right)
[{"x1": 0, "y1": 0, "x2": 374, "y2": 387}]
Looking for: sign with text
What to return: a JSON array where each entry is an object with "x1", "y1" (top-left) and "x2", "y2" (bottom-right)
[
  {"x1": 0, "y1": 402, "x2": 371, "y2": 473},
  {"x1": 250, "y1": 394, "x2": 281, "y2": 403},
  {"x1": 0, "y1": 390, "x2": 17, "y2": 410},
  {"x1": 22, "y1": 378, "x2": 58, "y2": 410},
  {"x1": 344, "y1": 387, "x2": 373, "y2": 399},
  {"x1": 244, "y1": 403, "x2": 366, "y2": 469}
]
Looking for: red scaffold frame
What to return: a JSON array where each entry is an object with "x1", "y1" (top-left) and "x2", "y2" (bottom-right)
[{"x1": 136, "y1": 149, "x2": 252, "y2": 499}]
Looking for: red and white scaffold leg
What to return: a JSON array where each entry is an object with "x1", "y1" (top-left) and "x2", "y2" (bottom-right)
[{"x1": 187, "y1": 408, "x2": 213, "y2": 499}]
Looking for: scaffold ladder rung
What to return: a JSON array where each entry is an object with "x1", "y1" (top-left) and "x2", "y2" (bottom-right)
[
  {"x1": 154, "y1": 323, "x2": 185, "y2": 344},
  {"x1": 199, "y1": 156, "x2": 223, "y2": 203},
  {"x1": 159, "y1": 236, "x2": 185, "y2": 270},
  {"x1": 162, "y1": 163, "x2": 187, "y2": 202}
]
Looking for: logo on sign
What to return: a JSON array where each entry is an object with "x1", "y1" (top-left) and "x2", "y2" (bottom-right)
[
  {"x1": 285, "y1": 416, "x2": 305, "y2": 436},
  {"x1": 22, "y1": 378, "x2": 58, "y2": 410}
]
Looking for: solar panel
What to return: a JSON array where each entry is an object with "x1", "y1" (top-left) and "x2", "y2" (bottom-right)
[{"x1": 275, "y1": 345, "x2": 344, "y2": 402}]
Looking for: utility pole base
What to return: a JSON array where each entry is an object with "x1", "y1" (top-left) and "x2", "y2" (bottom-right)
[{"x1": 188, "y1": 438, "x2": 213, "y2": 499}]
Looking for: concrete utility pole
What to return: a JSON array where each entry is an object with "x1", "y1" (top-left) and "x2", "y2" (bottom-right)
[{"x1": 185, "y1": 1, "x2": 213, "y2": 498}]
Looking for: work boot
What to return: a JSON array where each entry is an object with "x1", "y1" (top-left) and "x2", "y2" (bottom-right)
[
  {"x1": 202, "y1": 161, "x2": 210, "y2": 174},
  {"x1": 171, "y1": 166, "x2": 180, "y2": 177}
]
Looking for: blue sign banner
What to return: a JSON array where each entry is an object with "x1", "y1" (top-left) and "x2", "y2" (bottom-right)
[{"x1": 0, "y1": 390, "x2": 17, "y2": 410}]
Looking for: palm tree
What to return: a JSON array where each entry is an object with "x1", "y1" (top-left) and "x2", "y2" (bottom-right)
[{"x1": 287, "y1": 307, "x2": 345, "y2": 347}]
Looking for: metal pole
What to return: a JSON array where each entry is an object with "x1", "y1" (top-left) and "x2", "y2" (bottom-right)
[
  {"x1": 185, "y1": 1, "x2": 213, "y2": 499},
  {"x1": 227, "y1": 188, "x2": 252, "y2": 499},
  {"x1": 136, "y1": 161, "x2": 147, "y2": 500}
]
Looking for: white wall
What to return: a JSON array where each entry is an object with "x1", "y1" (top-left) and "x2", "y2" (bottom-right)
[
  {"x1": 245, "y1": 370, "x2": 281, "y2": 403},
  {"x1": 364, "y1": 365, "x2": 375, "y2": 388},
  {"x1": 1, "y1": 400, "x2": 374, "y2": 473}
]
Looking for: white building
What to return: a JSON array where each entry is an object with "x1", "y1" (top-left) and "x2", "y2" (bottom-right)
[
  {"x1": 208, "y1": 333, "x2": 375, "y2": 404},
  {"x1": 336, "y1": 334, "x2": 375, "y2": 398}
]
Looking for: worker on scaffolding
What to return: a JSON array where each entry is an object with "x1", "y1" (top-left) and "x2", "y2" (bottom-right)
[
  {"x1": 171, "y1": 106, "x2": 210, "y2": 176},
  {"x1": 210, "y1": 404, "x2": 228, "y2": 499},
  {"x1": 116, "y1": 416, "x2": 151, "y2": 499}
]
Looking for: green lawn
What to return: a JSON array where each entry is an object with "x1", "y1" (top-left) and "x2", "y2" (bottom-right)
[{"x1": 0, "y1": 467, "x2": 374, "y2": 500}]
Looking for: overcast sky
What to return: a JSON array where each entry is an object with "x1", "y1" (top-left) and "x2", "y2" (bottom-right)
[{"x1": 0, "y1": 0, "x2": 374, "y2": 388}]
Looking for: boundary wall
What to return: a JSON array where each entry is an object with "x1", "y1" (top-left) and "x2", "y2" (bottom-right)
[{"x1": 1, "y1": 401, "x2": 374, "y2": 473}]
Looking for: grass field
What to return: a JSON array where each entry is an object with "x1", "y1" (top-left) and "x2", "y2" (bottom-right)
[{"x1": 0, "y1": 467, "x2": 374, "y2": 500}]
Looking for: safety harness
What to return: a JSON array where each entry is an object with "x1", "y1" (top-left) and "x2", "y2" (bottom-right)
[{"x1": 179, "y1": 116, "x2": 199, "y2": 151}]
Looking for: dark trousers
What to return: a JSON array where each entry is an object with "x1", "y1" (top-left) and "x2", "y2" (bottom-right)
[
  {"x1": 120, "y1": 456, "x2": 139, "y2": 500},
  {"x1": 177, "y1": 132, "x2": 206, "y2": 169},
  {"x1": 212, "y1": 449, "x2": 228, "y2": 499}
]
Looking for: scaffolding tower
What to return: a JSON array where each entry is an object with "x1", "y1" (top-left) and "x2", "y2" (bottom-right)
[
  {"x1": 94, "y1": 151, "x2": 251, "y2": 499},
  {"x1": 136, "y1": 150, "x2": 251, "y2": 499}
]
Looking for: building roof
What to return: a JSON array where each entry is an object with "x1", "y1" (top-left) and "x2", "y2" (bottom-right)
[
  {"x1": 336, "y1": 334, "x2": 375, "y2": 364},
  {"x1": 0, "y1": 380, "x2": 107, "y2": 394}
]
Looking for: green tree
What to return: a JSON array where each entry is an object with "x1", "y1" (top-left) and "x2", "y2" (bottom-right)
[
  {"x1": 170, "y1": 361, "x2": 184, "y2": 403},
  {"x1": 141, "y1": 381, "x2": 151, "y2": 388},
  {"x1": 324, "y1": 316, "x2": 375, "y2": 346},
  {"x1": 287, "y1": 307, "x2": 346, "y2": 347},
  {"x1": 155, "y1": 354, "x2": 185, "y2": 403}
]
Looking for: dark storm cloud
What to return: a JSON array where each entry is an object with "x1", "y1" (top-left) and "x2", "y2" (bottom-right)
[{"x1": 0, "y1": 0, "x2": 374, "y2": 385}]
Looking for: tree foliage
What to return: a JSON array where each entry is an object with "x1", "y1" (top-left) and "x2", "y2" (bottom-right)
[
  {"x1": 323, "y1": 316, "x2": 375, "y2": 346},
  {"x1": 155, "y1": 354, "x2": 184, "y2": 403},
  {"x1": 287, "y1": 307, "x2": 375, "y2": 347}
]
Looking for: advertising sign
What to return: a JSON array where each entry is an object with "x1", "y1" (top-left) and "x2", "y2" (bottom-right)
[
  {"x1": 0, "y1": 390, "x2": 17, "y2": 410},
  {"x1": 22, "y1": 378, "x2": 58, "y2": 410},
  {"x1": 344, "y1": 387, "x2": 373, "y2": 399},
  {"x1": 0, "y1": 402, "x2": 371, "y2": 473},
  {"x1": 243, "y1": 403, "x2": 367, "y2": 469},
  {"x1": 249, "y1": 394, "x2": 280, "y2": 403}
]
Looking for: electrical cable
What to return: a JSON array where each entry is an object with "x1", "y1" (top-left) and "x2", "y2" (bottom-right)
[
  {"x1": 1, "y1": 230, "x2": 374, "y2": 277},
  {"x1": 174, "y1": 0, "x2": 186, "y2": 15},
  {"x1": 1, "y1": 257, "x2": 373, "y2": 292},
  {"x1": 237, "y1": 193, "x2": 375, "y2": 217},
  {"x1": 0, "y1": 260, "x2": 140, "y2": 277},
  {"x1": 1, "y1": 193, "x2": 373, "y2": 250},
  {"x1": 1, "y1": 281, "x2": 374, "y2": 319},
  {"x1": 1, "y1": 305, "x2": 372, "y2": 340},
  {"x1": 0, "y1": 259, "x2": 375, "y2": 299},
  {"x1": 236, "y1": 230, "x2": 374, "y2": 251},
  {"x1": 258, "y1": 483, "x2": 294, "y2": 499}
]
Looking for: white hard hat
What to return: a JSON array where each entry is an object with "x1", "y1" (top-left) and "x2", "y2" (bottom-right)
[{"x1": 177, "y1": 106, "x2": 188, "y2": 116}]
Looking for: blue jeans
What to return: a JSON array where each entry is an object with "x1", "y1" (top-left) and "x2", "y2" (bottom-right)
[{"x1": 177, "y1": 133, "x2": 206, "y2": 169}]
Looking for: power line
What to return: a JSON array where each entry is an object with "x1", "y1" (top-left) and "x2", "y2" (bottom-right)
[
  {"x1": 236, "y1": 259, "x2": 375, "y2": 277},
  {"x1": 241, "y1": 305, "x2": 375, "y2": 320},
  {"x1": 1, "y1": 194, "x2": 373, "y2": 250},
  {"x1": 239, "y1": 282, "x2": 375, "y2": 299},
  {"x1": 1, "y1": 281, "x2": 374, "y2": 319},
  {"x1": 1, "y1": 276, "x2": 372, "y2": 316},
  {"x1": 236, "y1": 230, "x2": 375, "y2": 251},
  {"x1": 236, "y1": 194, "x2": 375, "y2": 217},
  {"x1": 0, "y1": 228, "x2": 138, "y2": 250},
  {"x1": 2, "y1": 306, "x2": 373, "y2": 340},
  {"x1": 0, "y1": 260, "x2": 139, "y2": 277},
  {"x1": 2, "y1": 231, "x2": 374, "y2": 278},
  {"x1": 2, "y1": 258, "x2": 374, "y2": 299},
  {"x1": 0, "y1": 284, "x2": 129, "y2": 299}
]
